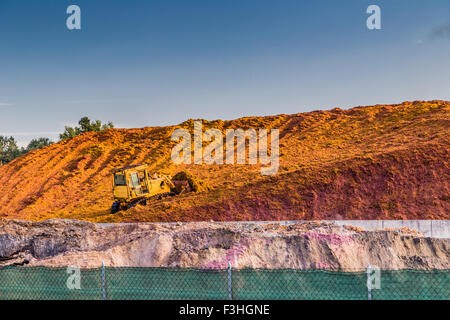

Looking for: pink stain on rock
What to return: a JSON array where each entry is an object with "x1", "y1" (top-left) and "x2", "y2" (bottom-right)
[
  {"x1": 313, "y1": 262, "x2": 331, "y2": 269},
  {"x1": 202, "y1": 239, "x2": 248, "y2": 269}
]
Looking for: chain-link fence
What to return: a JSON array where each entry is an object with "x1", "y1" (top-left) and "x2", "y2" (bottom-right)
[{"x1": 0, "y1": 266, "x2": 448, "y2": 300}]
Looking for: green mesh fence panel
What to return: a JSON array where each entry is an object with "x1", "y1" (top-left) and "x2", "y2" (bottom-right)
[
  {"x1": 0, "y1": 266, "x2": 102, "y2": 300},
  {"x1": 0, "y1": 266, "x2": 448, "y2": 300},
  {"x1": 105, "y1": 267, "x2": 228, "y2": 300},
  {"x1": 371, "y1": 270, "x2": 450, "y2": 300},
  {"x1": 231, "y1": 269, "x2": 368, "y2": 300}
]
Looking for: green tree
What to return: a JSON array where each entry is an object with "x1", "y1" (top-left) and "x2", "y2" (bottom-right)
[
  {"x1": 0, "y1": 136, "x2": 20, "y2": 165},
  {"x1": 24, "y1": 137, "x2": 53, "y2": 152},
  {"x1": 59, "y1": 126, "x2": 78, "y2": 140},
  {"x1": 60, "y1": 117, "x2": 114, "y2": 140}
]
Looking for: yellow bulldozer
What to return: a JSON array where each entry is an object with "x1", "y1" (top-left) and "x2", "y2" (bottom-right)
[{"x1": 111, "y1": 164, "x2": 190, "y2": 213}]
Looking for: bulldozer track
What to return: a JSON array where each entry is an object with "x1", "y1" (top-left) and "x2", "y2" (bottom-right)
[{"x1": 111, "y1": 192, "x2": 174, "y2": 214}]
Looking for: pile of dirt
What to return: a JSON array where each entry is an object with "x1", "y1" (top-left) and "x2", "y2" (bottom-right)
[
  {"x1": 0, "y1": 219, "x2": 448, "y2": 270},
  {"x1": 172, "y1": 171, "x2": 210, "y2": 192},
  {"x1": 0, "y1": 100, "x2": 448, "y2": 222}
]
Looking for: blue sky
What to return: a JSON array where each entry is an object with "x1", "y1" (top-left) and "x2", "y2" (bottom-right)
[{"x1": 0, "y1": 0, "x2": 449, "y2": 146}]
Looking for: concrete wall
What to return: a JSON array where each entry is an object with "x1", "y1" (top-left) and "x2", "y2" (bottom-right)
[
  {"x1": 215, "y1": 220, "x2": 450, "y2": 238},
  {"x1": 251, "y1": 220, "x2": 449, "y2": 239},
  {"x1": 329, "y1": 220, "x2": 449, "y2": 239}
]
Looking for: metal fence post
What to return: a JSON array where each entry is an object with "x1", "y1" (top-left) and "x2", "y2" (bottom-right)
[
  {"x1": 101, "y1": 261, "x2": 106, "y2": 300},
  {"x1": 366, "y1": 264, "x2": 372, "y2": 300},
  {"x1": 227, "y1": 261, "x2": 232, "y2": 300}
]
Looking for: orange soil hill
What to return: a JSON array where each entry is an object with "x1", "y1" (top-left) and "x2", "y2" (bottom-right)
[{"x1": 0, "y1": 101, "x2": 448, "y2": 222}]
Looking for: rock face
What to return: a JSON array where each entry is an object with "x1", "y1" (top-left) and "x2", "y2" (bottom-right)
[{"x1": 0, "y1": 219, "x2": 448, "y2": 270}]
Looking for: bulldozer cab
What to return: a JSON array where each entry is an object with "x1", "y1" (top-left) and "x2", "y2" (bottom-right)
[
  {"x1": 112, "y1": 164, "x2": 171, "y2": 205},
  {"x1": 128, "y1": 170, "x2": 148, "y2": 195},
  {"x1": 113, "y1": 164, "x2": 149, "y2": 202}
]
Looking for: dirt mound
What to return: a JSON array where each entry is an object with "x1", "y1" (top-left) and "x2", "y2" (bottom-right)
[
  {"x1": 0, "y1": 100, "x2": 449, "y2": 222},
  {"x1": 172, "y1": 171, "x2": 210, "y2": 192},
  {"x1": 0, "y1": 219, "x2": 448, "y2": 270}
]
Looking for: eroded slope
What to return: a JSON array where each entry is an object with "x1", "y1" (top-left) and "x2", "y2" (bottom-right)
[{"x1": 0, "y1": 101, "x2": 448, "y2": 222}]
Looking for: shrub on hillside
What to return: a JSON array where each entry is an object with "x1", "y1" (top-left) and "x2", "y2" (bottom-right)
[{"x1": 60, "y1": 117, "x2": 114, "y2": 140}]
